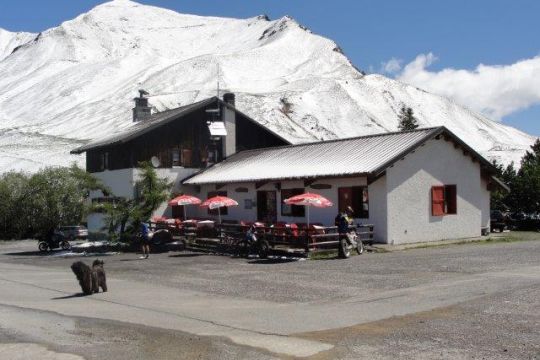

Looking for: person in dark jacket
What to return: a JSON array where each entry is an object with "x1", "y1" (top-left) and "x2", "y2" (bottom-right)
[
  {"x1": 139, "y1": 222, "x2": 151, "y2": 259},
  {"x1": 335, "y1": 206, "x2": 354, "y2": 234}
]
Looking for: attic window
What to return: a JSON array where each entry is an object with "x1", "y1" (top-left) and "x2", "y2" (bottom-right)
[{"x1": 431, "y1": 185, "x2": 457, "y2": 216}]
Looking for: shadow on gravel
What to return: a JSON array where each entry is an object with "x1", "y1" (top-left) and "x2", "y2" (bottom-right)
[
  {"x1": 3, "y1": 250, "x2": 50, "y2": 256},
  {"x1": 119, "y1": 258, "x2": 145, "y2": 262},
  {"x1": 247, "y1": 258, "x2": 298, "y2": 265},
  {"x1": 168, "y1": 253, "x2": 205, "y2": 258},
  {"x1": 51, "y1": 293, "x2": 87, "y2": 300}
]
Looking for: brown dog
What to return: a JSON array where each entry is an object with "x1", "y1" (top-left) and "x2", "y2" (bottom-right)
[{"x1": 71, "y1": 259, "x2": 107, "y2": 295}]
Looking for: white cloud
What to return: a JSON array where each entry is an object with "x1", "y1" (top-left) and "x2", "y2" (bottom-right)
[
  {"x1": 380, "y1": 57, "x2": 403, "y2": 74},
  {"x1": 396, "y1": 53, "x2": 540, "y2": 120}
]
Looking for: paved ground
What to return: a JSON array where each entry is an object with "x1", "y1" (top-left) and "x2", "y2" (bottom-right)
[{"x1": 0, "y1": 234, "x2": 539, "y2": 359}]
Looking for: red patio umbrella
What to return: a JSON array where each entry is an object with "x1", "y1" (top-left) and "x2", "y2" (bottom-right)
[
  {"x1": 168, "y1": 194, "x2": 202, "y2": 220},
  {"x1": 200, "y1": 196, "x2": 239, "y2": 223},
  {"x1": 283, "y1": 192, "x2": 333, "y2": 227}
]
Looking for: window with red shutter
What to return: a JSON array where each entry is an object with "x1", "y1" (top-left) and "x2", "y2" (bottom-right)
[
  {"x1": 431, "y1": 186, "x2": 445, "y2": 216},
  {"x1": 431, "y1": 185, "x2": 457, "y2": 216}
]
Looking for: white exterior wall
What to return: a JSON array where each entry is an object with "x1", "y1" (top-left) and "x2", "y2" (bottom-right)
[
  {"x1": 185, "y1": 177, "x2": 374, "y2": 227},
  {"x1": 87, "y1": 167, "x2": 198, "y2": 232},
  {"x1": 480, "y1": 177, "x2": 491, "y2": 229},
  {"x1": 368, "y1": 176, "x2": 387, "y2": 243},
  {"x1": 385, "y1": 138, "x2": 486, "y2": 244}
]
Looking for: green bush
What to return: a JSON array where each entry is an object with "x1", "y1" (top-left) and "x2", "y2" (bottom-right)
[{"x1": 0, "y1": 164, "x2": 108, "y2": 240}]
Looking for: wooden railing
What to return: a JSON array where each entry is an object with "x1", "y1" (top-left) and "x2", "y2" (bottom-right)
[{"x1": 150, "y1": 220, "x2": 375, "y2": 255}]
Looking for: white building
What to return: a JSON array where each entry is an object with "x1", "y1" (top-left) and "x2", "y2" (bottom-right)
[
  {"x1": 73, "y1": 92, "x2": 505, "y2": 244},
  {"x1": 70, "y1": 92, "x2": 290, "y2": 232},
  {"x1": 183, "y1": 127, "x2": 505, "y2": 244}
]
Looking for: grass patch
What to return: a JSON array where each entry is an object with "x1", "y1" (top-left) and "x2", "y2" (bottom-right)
[
  {"x1": 309, "y1": 250, "x2": 340, "y2": 260},
  {"x1": 401, "y1": 233, "x2": 537, "y2": 251}
]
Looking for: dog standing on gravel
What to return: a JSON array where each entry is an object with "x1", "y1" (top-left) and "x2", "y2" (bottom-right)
[{"x1": 71, "y1": 259, "x2": 107, "y2": 295}]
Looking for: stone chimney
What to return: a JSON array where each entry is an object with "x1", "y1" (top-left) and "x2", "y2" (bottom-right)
[
  {"x1": 222, "y1": 93, "x2": 236, "y2": 157},
  {"x1": 132, "y1": 89, "x2": 151, "y2": 122}
]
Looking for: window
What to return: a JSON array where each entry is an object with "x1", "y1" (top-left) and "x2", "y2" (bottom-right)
[
  {"x1": 338, "y1": 186, "x2": 369, "y2": 218},
  {"x1": 281, "y1": 188, "x2": 305, "y2": 217},
  {"x1": 432, "y1": 185, "x2": 457, "y2": 216},
  {"x1": 182, "y1": 149, "x2": 193, "y2": 167},
  {"x1": 207, "y1": 191, "x2": 228, "y2": 216},
  {"x1": 171, "y1": 149, "x2": 180, "y2": 167}
]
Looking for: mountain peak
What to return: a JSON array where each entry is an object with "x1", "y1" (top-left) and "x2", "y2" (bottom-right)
[{"x1": 0, "y1": 1, "x2": 534, "y2": 172}]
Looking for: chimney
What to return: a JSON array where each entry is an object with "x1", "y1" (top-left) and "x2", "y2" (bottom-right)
[
  {"x1": 132, "y1": 89, "x2": 151, "y2": 122},
  {"x1": 223, "y1": 92, "x2": 235, "y2": 107},
  {"x1": 222, "y1": 93, "x2": 236, "y2": 157}
]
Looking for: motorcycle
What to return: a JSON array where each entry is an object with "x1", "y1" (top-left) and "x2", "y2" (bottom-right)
[
  {"x1": 338, "y1": 227, "x2": 364, "y2": 259},
  {"x1": 236, "y1": 224, "x2": 259, "y2": 258},
  {"x1": 237, "y1": 223, "x2": 269, "y2": 258},
  {"x1": 38, "y1": 231, "x2": 71, "y2": 252}
]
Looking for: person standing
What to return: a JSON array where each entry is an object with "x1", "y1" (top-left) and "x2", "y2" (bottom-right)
[
  {"x1": 335, "y1": 206, "x2": 355, "y2": 244},
  {"x1": 140, "y1": 222, "x2": 151, "y2": 259}
]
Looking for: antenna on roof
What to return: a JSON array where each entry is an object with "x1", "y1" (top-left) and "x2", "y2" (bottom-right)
[{"x1": 216, "y1": 63, "x2": 220, "y2": 99}]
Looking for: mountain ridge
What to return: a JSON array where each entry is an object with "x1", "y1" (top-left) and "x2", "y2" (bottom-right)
[{"x1": 0, "y1": 0, "x2": 535, "y2": 172}]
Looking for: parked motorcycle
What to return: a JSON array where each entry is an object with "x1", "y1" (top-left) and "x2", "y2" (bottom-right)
[
  {"x1": 238, "y1": 224, "x2": 261, "y2": 258},
  {"x1": 38, "y1": 231, "x2": 71, "y2": 252},
  {"x1": 338, "y1": 227, "x2": 364, "y2": 259}
]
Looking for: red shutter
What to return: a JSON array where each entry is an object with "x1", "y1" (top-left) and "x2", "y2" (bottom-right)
[{"x1": 432, "y1": 186, "x2": 445, "y2": 216}]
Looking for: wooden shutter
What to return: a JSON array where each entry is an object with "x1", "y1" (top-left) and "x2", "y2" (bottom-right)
[{"x1": 431, "y1": 186, "x2": 445, "y2": 216}]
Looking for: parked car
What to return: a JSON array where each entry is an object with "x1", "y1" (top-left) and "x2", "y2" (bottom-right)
[
  {"x1": 490, "y1": 210, "x2": 511, "y2": 232},
  {"x1": 58, "y1": 225, "x2": 88, "y2": 240},
  {"x1": 509, "y1": 212, "x2": 540, "y2": 232}
]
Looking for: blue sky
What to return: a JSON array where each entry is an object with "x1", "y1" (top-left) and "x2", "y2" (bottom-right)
[{"x1": 2, "y1": 0, "x2": 539, "y2": 135}]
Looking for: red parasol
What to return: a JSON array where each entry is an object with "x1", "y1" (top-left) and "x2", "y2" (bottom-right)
[
  {"x1": 168, "y1": 194, "x2": 202, "y2": 206},
  {"x1": 283, "y1": 192, "x2": 333, "y2": 227},
  {"x1": 200, "y1": 196, "x2": 239, "y2": 223},
  {"x1": 168, "y1": 194, "x2": 202, "y2": 220}
]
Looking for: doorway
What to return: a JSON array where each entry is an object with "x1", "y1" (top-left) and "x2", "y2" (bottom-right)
[{"x1": 257, "y1": 191, "x2": 277, "y2": 223}]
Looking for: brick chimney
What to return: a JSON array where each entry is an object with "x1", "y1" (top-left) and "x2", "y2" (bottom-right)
[{"x1": 132, "y1": 89, "x2": 151, "y2": 122}]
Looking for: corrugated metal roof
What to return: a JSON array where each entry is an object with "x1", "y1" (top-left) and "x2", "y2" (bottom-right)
[
  {"x1": 70, "y1": 97, "x2": 219, "y2": 154},
  {"x1": 184, "y1": 127, "x2": 446, "y2": 185}
]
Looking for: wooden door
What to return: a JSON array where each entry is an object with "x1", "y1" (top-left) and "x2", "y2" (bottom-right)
[{"x1": 257, "y1": 191, "x2": 277, "y2": 223}]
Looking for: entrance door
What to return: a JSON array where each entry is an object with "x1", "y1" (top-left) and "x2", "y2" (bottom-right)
[{"x1": 257, "y1": 191, "x2": 277, "y2": 223}]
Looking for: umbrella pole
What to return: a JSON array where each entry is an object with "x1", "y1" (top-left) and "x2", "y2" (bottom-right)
[
  {"x1": 218, "y1": 207, "x2": 221, "y2": 224},
  {"x1": 307, "y1": 206, "x2": 310, "y2": 229},
  {"x1": 183, "y1": 205, "x2": 187, "y2": 221}
]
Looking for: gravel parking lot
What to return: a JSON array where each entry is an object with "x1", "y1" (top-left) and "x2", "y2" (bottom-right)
[
  {"x1": 1, "y1": 234, "x2": 539, "y2": 359},
  {"x1": 2, "y1": 234, "x2": 540, "y2": 303}
]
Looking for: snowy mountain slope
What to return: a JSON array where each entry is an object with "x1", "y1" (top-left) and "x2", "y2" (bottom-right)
[
  {"x1": 0, "y1": 28, "x2": 36, "y2": 61},
  {"x1": 0, "y1": 0, "x2": 535, "y2": 172}
]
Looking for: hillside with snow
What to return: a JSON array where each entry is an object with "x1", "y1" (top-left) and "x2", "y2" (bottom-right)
[{"x1": 0, "y1": 0, "x2": 535, "y2": 171}]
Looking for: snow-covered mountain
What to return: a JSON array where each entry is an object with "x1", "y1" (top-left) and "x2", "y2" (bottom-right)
[
  {"x1": 0, "y1": 28, "x2": 36, "y2": 61},
  {"x1": 0, "y1": 0, "x2": 535, "y2": 172}
]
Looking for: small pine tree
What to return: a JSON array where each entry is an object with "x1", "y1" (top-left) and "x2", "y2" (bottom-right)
[
  {"x1": 397, "y1": 106, "x2": 419, "y2": 131},
  {"x1": 514, "y1": 139, "x2": 540, "y2": 213}
]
